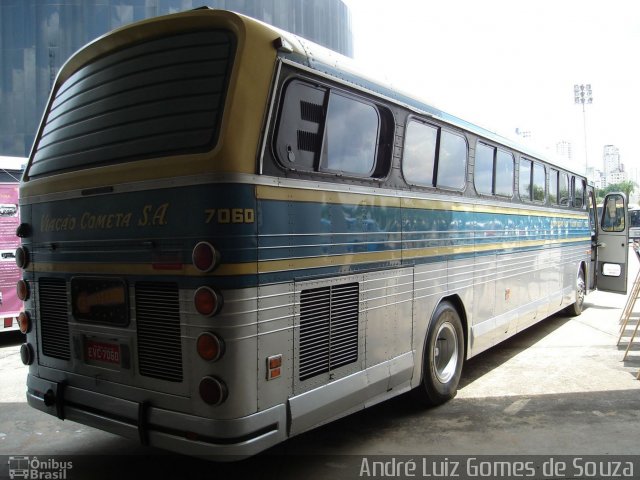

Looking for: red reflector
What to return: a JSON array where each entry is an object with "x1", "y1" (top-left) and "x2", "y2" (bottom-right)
[
  {"x1": 151, "y1": 252, "x2": 183, "y2": 270},
  {"x1": 199, "y1": 376, "x2": 228, "y2": 406},
  {"x1": 267, "y1": 354, "x2": 283, "y2": 380},
  {"x1": 4, "y1": 318, "x2": 13, "y2": 329},
  {"x1": 18, "y1": 312, "x2": 30, "y2": 334},
  {"x1": 15, "y1": 246, "x2": 29, "y2": 269},
  {"x1": 192, "y1": 242, "x2": 220, "y2": 273},
  {"x1": 194, "y1": 287, "x2": 223, "y2": 317},
  {"x1": 20, "y1": 343, "x2": 34, "y2": 365},
  {"x1": 268, "y1": 355, "x2": 282, "y2": 369},
  {"x1": 17, "y1": 280, "x2": 29, "y2": 301},
  {"x1": 196, "y1": 332, "x2": 224, "y2": 362}
]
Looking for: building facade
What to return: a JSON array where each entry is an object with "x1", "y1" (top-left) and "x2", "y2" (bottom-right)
[
  {"x1": 0, "y1": 0, "x2": 353, "y2": 157},
  {"x1": 602, "y1": 144, "x2": 626, "y2": 187}
]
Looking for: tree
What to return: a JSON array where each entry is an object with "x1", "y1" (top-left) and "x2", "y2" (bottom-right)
[{"x1": 597, "y1": 180, "x2": 636, "y2": 202}]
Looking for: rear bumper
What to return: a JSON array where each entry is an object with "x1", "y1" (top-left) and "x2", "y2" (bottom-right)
[{"x1": 26, "y1": 374, "x2": 287, "y2": 460}]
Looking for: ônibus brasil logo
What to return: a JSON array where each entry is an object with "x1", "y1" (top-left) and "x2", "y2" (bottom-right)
[{"x1": 7, "y1": 456, "x2": 73, "y2": 479}]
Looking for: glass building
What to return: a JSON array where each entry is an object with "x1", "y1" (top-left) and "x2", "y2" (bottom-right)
[{"x1": 0, "y1": 0, "x2": 353, "y2": 157}]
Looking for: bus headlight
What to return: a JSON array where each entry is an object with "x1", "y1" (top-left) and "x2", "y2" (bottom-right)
[{"x1": 199, "y1": 376, "x2": 228, "y2": 406}]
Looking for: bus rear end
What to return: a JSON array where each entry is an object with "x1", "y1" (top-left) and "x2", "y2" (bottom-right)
[{"x1": 17, "y1": 9, "x2": 287, "y2": 459}]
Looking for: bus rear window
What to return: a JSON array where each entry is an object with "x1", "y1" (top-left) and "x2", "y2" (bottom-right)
[{"x1": 28, "y1": 30, "x2": 236, "y2": 177}]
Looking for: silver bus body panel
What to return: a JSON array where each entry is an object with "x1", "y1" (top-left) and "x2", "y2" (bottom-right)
[{"x1": 26, "y1": 374, "x2": 287, "y2": 460}]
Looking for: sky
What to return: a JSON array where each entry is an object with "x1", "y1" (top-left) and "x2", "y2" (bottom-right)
[{"x1": 342, "y1": 0, "x2": 640, "y2": 180}]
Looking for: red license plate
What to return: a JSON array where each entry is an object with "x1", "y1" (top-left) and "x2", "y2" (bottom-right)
[{"x1": 85, "y1": 339, "x2": 121, "y2": 365}]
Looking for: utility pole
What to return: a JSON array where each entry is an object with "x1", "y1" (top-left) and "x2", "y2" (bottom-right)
[{"x1": 574, "y1": 84, "x2": 593, "y2": 175}]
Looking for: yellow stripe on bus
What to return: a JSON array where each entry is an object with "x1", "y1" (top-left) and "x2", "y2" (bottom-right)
[
  {"x1": 31, "y1": 237, "x2": 590, "y2": 276},
  {"x1": 256, "y1": 185, "x2": 588, "y2": 219}
]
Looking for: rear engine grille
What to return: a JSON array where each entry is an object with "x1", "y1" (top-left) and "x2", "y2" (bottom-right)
[
  {"x1": 135, "y1": 282, "x2": 183, "y2": 382},
  {"x1": 39, "y1": 277, "x2": 71, "y2": 360},
  {"x1": 299, "y1": 282, "x2": 359, "y2": 381}
]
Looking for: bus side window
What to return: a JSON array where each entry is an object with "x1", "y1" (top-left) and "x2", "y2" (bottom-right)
[
  {"x1": 532, "y1": 162, "x2": 546, "y2": 202},
  {"x1": 602, "y1": 194, "x2": 625, "y2": 232},
  {"x1": 275, "y1": 78, "x2": 387, "y2": 179},
  {"x1": 549, "y1": 168, "x2": 559, "y2": 205},
  {"x1": 474, "y1": 142, "x2": 494, "y2": 195},
  {"x1": 322, "y1": 92, "x2": 379, "y2": 176},
  {"x1": 559, "y1": 173, "x2": 570, "y2": 206},
  {"x1": 573, "y1": 176, "x2": 585, "y2": 208},
  {"x1": 436, "y1": 131, "x2": 467, "y2": 190},
  {"x1": 519, "y1": 159, "x2": 532, "y2": 201},
  {"x1": 494, "y1": 149, "x2": 514, "y2": 197},
  {"x1": 402, "y1": 120, "x2": 437, "y2": 186},
  {"x1": 275, "y1": 80, "x2": 327, "y2": 171}
]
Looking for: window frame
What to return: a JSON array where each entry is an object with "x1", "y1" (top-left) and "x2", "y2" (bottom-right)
[
  {"x1": 401, "y1": 117, "x2": 468, "y2": 192},
  {"x1": 519, "y1": 158, "x2": 532, "y2": 201},
  {"x1": 473, "y1": 141, "x2": 495, "y2": 196},
  {"x1": 532, "y1": 161, "x2": 546, "y2": 203},
  {"x1": 273, "y1": 76, "x2": 390, "y2": 180},
  {"x1": 549, "y1": 168, "x2": 559, "y2": 205},
  {"x1": 494, "y1": 148, "x2": 515, "y2": 198},
  {"x1": 474, "y1": 141, "x2": 514, "y2": 198},
  {"x1": 401, "y1": 118, "x2": 439, "y2": 188},
  {"x1": 559, "y1": 172, "x2": 570, "y2": 206},
  {"x1": 436, "y1": 129, "x2": 468, "y2": 191},
  {"x1": 572, "y1": 176, "x2": 586, "y2": 209}
]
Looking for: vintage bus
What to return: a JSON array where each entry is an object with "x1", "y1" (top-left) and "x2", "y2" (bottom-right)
[{"x1": 17, "y1": 8, "x2": 629, "y2": 459}]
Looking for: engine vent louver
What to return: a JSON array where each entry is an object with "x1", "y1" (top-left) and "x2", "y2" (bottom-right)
[
  {"x1": 135, "y1": 282, "x2": 183, "y2": 382},
  {"x1": 299, "y1": 282, "x2": 359, "y2": 381},
  {"x1": 39, "y1": 277, "x2": 71, "y2": 361}
]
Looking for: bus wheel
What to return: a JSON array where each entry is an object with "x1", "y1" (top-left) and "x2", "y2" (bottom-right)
[
  {"x1": 566, "y1": 268, "x2": 586, "y2": 317},
  {"x1": 415, "y1": 301, "x2": 464, "y2": 406}
]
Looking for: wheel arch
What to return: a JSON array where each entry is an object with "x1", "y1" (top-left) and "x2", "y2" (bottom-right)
[
  {"x1": 413, "y1": 293, "x2": 468, "y2": 405},
  {"x1": 439, "y1": 294, "x2": 469, "y2": 360}
]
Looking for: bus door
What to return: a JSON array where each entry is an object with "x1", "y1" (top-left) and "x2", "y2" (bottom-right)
[
  {"x1": 595, "y1": 192, "x2": 629, "y2": 294},
  {"x1": 587, "y1": 186, "x2": 598, "y2": 290}
]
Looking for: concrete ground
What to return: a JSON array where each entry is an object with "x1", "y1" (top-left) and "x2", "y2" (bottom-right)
[{"x1": 1, "y1": 260, "x2": 640, "y2": 479}]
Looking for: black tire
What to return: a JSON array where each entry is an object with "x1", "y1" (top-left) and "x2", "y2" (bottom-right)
[
  {"x1": 566, "y1": 268, "x2": 586, "y2": 317},
  {"x1": 414, "y1": 301, "x2": 465, "y2": 406}
]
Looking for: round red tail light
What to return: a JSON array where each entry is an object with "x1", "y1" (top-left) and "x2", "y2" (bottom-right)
[
  {"x1": 192, "y1": 242, "x2": 220, "y2": 273},
  {"x1": 196, "y1": 332, "x2": 225, "y2": 362},
  {"x1": 18, "y1": 312, "x2": 30, "y2": 334},
  {"x1": 17, "y1": 280, "x2": 29, "y2": 301},
  {"x1": 199, "y1": 376, "x2": 228, "y2": 406},
  {"x1": 20, "y1": 343, "x2": 34, "y2": 365},
  {"x1": 194, "y1": 287, "x2": 223, "y2": 317},
  {"x1": 15, "y1": 246, "x2": 29, "y2": 269}
]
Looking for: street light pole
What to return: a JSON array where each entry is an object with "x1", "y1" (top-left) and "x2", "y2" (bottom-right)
[{"x1": 574, "y1": 84, "x2": 592, "y2": 175}]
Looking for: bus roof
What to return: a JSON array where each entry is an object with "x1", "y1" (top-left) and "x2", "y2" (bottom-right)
[{"x1": 268, "y1": 16, "x2": 578, "y2": 175}]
